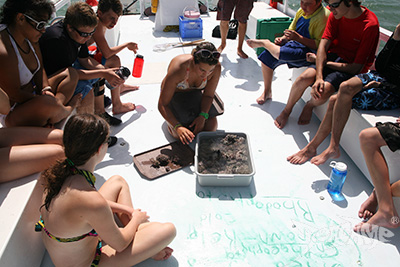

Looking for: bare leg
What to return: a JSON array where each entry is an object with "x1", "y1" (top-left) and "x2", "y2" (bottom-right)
[
  {"x1": 218, "y1": 20, "x2": 229, "y2": 53},
  {"x1": 246, "y1": 39, "x2": 280, "y2": 59},
  {"x1": 287, "y1": 95, "x2": 336, "y2": 164},
  {"x1": 203, "y1": 117, "x2": 218, "y2": 132},
  {"x1": 0, "y1": 128, "x2": 64, "y2": 183},
  {"x1": 275, "y1": 68, "x2": 316, "y2": 129},
  {"x1": 354, "y1": 128, "x2": 400, "y2": 232},
  {"x1": 311, "y1": 77, "x2": 363, "y2": 165},
  {"x1": 257, "y1": 63, "x2": 273, "y2": 105},
  {"x1": 100, "y1": 222, "x2": 176, "y2": 266},
  {"x1": 237, "y1": 22, "x2": 248, "y2": 59},
  {"x1": 77, "y1": 90, "x2": 94, "y2": 114},
  {"x1": 48, "y1": 67, "x2": 79, "y2": 105},
  {"x1": 298, "y1": 81, "x2": 335, "y2": 126},
  {"x1": 98, "y1": 175, "x2": 134, "y2": 226},
  {"x1": 119, "y1": 83, "x2": 139, "y2": 94},
  {"x1": 104, "y1": 56, "x2": 136, "y2": 114},
  {"x1": 111, "y1": 86, "x2": 136, "y2": 115},
  {"x1": 5, "y1": 94, "x2": 80, "y2": 127}
]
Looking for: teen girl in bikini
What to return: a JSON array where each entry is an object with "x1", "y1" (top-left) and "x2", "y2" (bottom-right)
[{"x1": 37, "y1": 114, "x2": 176, "y2": 266}]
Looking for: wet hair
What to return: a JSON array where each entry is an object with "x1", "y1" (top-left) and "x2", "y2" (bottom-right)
[
  {"x1": 324, "y1": 0, "x2": 361, "y2": 7},
  {"x1": 64, "y1": 2, "x2": 98, "y2": 29},
  {"x1": 0, "y1": 0, "x2": 54, "y2": 25},
  {"x1": 41, "y1": 114, "x2": 109, "y2": 211},
  {"x1": 98, "y1": 0, "x2": 123, "y2": 16},
  {"x1": 192, "y1": 42, "x2": 219, "y2": 65}
]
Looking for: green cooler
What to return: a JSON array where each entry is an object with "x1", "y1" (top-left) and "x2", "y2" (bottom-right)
[{"x1": 255, "y1": 17, "x2": 293, "y2": 56}]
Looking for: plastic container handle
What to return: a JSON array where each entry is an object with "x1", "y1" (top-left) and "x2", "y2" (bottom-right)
[
  {"x1": 217, "y1": 175, "x2": 235, "y2": 179},
  {"x1": 329, "y1": 161, "x2": 337, "y2": 168}
]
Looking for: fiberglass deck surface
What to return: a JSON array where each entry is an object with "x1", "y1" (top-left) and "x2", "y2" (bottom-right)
[{"x1": 41, "y1": 13, "x2": 400, "y2": 267}]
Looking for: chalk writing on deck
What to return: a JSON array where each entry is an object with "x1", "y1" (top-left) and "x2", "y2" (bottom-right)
[{"x1": 184, "y1": 195, "x2": 362, "y2": 267}]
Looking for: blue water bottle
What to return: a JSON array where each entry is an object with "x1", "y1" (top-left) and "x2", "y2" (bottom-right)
[{"x1": 327, "y1": 161, "x2": 347, "y2": 196}]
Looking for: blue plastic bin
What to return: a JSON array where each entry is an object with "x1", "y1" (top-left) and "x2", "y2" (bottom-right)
[{"x1": 179, "y1": 16, "x2": 202, "y2": 39}]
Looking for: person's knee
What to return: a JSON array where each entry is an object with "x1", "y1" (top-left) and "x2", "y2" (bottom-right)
[
  {"x1": 108, "y1": 175, "x2": 128, "y2": 187},
  {"x1": 327, "y1": 94, "x2": 337, "y2": 109},
  {"x1": 359, "y1": 128, "x2": 378, "y2": 146},
  {"x1": 338, "y1": 79, "x2": 361, "y2": 97},
  {"x1": 162, "y1": 222, "x2": 177, "y2": 239},
  {"x1": 105, "y1": 55, "x2": 121, "y2": 68}
]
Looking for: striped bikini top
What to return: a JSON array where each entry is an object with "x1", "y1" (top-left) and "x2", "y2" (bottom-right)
[
  {"x1": 176, "y1": 68, "x2": 207, "y2": 90},
  {"x1": 35, "y1": 164, "x2": 98, "y2": 243}
]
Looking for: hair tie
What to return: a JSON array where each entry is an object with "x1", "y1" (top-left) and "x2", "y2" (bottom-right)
[{"x1": 66, "y1": 158, "x2": 75, "y2": 167}]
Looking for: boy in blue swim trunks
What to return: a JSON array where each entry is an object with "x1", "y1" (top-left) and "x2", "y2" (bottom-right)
[
  {"x1": 247, "y1": 0, "x2": 329, "y2": 105},
  {"x1": 87, "y1": 0, "x2": 139, "y2": 116},
  {"x1": 40, "y1": 2, "x2": 124, "y2": 126}
]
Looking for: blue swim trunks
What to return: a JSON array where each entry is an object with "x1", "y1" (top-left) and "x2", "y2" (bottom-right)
[
  {"x1": 352, "y1": 71, "x2": 400, "y2": 110},
  {"x1": 258, "y1": 41, "x2": 312, "y2": 70},
  {"x1": 73, "y1": 60, "x2": 100, "y2": 99}
]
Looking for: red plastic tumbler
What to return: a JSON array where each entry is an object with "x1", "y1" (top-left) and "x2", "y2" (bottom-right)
[{"x1": 132, "y1": 54, "x2": 144, "y2": 78}]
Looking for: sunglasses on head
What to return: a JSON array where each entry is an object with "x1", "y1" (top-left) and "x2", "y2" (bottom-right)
[
  {"x1": 24, "y1": 14, "x2": 48, "y2": 31},
  {"x1": 326, "y1": 0, "x2": 343, "y2": 9},
  {"x1": 72, "y1": 26, "x2": 96, "y2": 37},
  {"x1": 195, "y1": 49, "x2": 221, "y2": 60}
]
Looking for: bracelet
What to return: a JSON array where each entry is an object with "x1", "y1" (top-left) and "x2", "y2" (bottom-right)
[
  {"x1": 41, "y1": 86, "x2": 52, "y2": 93},
  {"x1": 199, "y1": 112, "x2": 209, "y2": 119},
  {"x1": 173, "y1": 123, "x2": 182, "y2": 130}
]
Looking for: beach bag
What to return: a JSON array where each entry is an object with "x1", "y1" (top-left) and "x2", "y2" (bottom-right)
[{"x1": 212, "y1": 19, "x2": 238, "y2": 39}]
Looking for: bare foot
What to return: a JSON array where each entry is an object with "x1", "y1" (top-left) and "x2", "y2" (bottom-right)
[
  {"x1": 287, "y1": 146, "x2": 316, "y2": 165},
  {"x1": 358, "y1": 191, "x2": 378, "y2": 220},
  {"x1": 298, "y1": 103, "x2": 313, "y2": 125},
  {"x1": 354, "y1": 210, "x2": 400, "y2": 233},
  {"x1": 112, "y1": 102, "x2": 136, "y2": 115},
  {"x1": 310, "y1": 146, "x2": 340, "y2": 166},
  {"x1": 256, "y1": 91, "x2": 272, "y2": 105},
  {"x1": 274, "y1": 110, "x2": 290, "y2": 129},
  {"x1": 217, "y1": 44, "x2": 225, "y2": 53},
  {"x1": 120, "y1": 84, "x2": 139, "y2": 94},
  {"x1": 237, "y1": 49, "x2": 248, "y2": 59},
  {"x1": 152, "y1": 247, "x2": 173, "y2": 261},
  {"x1": 246, "y1": 39, "x2": 266, "y2": 49}
]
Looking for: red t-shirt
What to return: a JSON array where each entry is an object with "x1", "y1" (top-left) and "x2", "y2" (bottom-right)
[{"x1": 322, "y1": 7, "x2": 379, "y2": 73}]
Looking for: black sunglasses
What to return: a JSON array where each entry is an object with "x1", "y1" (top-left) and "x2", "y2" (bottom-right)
[
  {"x1": 72, "y1": 26, "x2": 96, "y2": 37},
  {"x1": 326, "y1": 0, "x2": 343, "y2": 9},
  {"x1": 24, "y1": 14, "x2": 47, "y2": 31},
  {"x1": 195, "y1": 49, "x2": 221, "y2": 60}
]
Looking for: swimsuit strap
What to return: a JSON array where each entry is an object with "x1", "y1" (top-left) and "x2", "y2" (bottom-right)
[
  {"x1": 35, "y1": 216, "x2": 98, "y2": 243},
  {"x1": 66, "y1": 159, "x2": 96, "y2": 188}
]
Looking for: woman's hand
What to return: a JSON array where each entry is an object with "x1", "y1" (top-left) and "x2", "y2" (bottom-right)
[
  {"x1": 306, "y1": 52, "x2": 317, "y2": 63},
  {"x1": 190, "y1": 116, "x2": 206, "y2": 135},
  {"x1": 176, "y1": 126, "x2": 195, "y2": 145},
  {"x1": 132, "y1": 209, "x2": 149, "y2": 224}
]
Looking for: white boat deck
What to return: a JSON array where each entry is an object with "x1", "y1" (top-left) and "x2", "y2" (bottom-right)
[{"x1": 34, "y1": 11, "x2": 400, "y2": 267}]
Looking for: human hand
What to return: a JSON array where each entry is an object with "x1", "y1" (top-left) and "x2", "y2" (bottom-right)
[
  {"x1": 306, "y1": 52, "x2": 316, "y2": 63},
  {"x1": 127, "y1": 42, "x2": 138, "y2": 53},
  {"x1": 364, "y1": 80, "x2": 381, "y2": 89},
  {"x1": 105, "y1": 68, "x2": 124, "y2": 88},
  {"x1": 176, "y1": 126, "x2": 195, "y2": 145},
  {"x1": 190, "y1": 116, "x2": 206, "y2": 135},
  {"x1": 311, "y1": 79, "x2": 325, "y2": 99},
  {"x1": 284, "y1": 29, "x2": 299, "y2": 41},
  {"x1": 274, "y1": 37, "x2": 285, "y2": 45},
  {"x1": 132, "y1": 209, "x2": 149, "y2": 224}
]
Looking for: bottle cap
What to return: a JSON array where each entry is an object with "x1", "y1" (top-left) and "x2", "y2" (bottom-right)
[
  {"x1": 330, "y1": 161, "x2": 347, "y2": 172},
  {"x1": 136, "y1": 54, "x2": 144, "y2": 59}
]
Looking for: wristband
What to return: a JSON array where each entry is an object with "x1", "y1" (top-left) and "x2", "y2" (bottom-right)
[
  {"x1": 199, "y1": 112, "x2": 209, "y2": 119},
  {"x1": 173, "y1": 123, "x2": 182, "y2": 130},
  {"x1": 41, "y1": 86, "x2": 52, "y2": 93}
]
